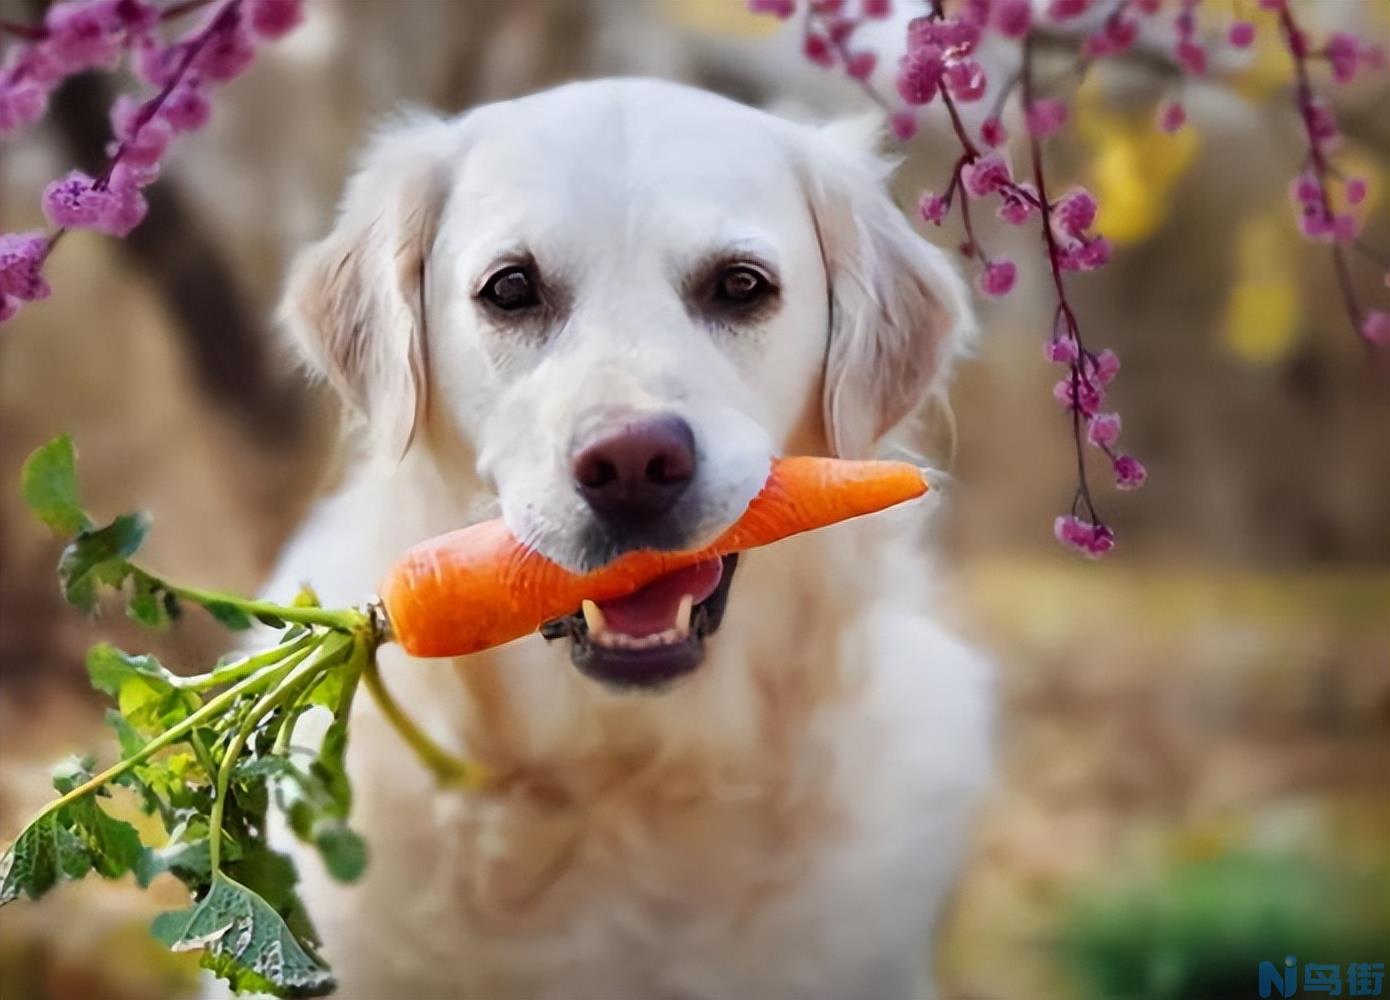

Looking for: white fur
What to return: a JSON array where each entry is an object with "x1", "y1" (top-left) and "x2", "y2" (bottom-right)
[{"x1": 227, "y1": 79, "x2": 993, "y2": 1000}]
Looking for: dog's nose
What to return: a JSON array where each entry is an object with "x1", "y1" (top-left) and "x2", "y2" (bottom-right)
[{"x1": 571, "y1": 413, "x2": 696, "y2": 525}]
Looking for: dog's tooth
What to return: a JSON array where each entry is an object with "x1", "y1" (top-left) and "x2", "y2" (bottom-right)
[
  {"x1": 581, "y1": 599, "x2": 606, "y2": 636},
  {"x1": 675, "y1": 594, "x2": 694, "y2": 636}
]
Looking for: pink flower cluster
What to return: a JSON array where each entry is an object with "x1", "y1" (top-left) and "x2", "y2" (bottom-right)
[
  {"x1": 754, "y1": 0, "x2": 1389, "y2": 557},
  {"x1": 1265, "y1": 0, "x2": 1389, "y2": 348},
  {"x1": 0, "y1": 0, "x2": 304, "y2": 324}
]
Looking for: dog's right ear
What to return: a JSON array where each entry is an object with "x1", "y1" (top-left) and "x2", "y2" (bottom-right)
[{"x1": 281, "y1": 111, "x2": 461, "y2": 457}]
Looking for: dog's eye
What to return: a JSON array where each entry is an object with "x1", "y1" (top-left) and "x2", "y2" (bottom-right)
[
  {"x1": 479, "y1": 265, "x2": 540, "y2": 312},
  {"x1": 714, "y1": 265, "x2": 774, "y2": 307}
]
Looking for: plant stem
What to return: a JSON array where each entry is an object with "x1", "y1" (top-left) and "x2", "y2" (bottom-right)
[
  {"x1": 207, "y1": 636, "x2": 348, "y2": 871},
  {"x1": 361, "y1": 653, "x2": 484, "y2": 790},
  {"x1": 13, "y1": 642, "x2": 304, "y2": 832},
  {"x1": 177, "y1": 631, "x2": 318, "y2": 691},
  {"x1": 164, "y1": 581, "x2": 365, "y2": 632}
]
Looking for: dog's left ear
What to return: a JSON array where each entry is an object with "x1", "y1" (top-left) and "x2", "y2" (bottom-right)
[{"x1": 796, "y1": 116, "x2": 974, "y2": 458}]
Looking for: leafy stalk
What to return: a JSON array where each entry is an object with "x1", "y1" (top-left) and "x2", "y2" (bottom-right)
[{"x1": 0, "y1": 435, "x2": 476, "y2": 997}]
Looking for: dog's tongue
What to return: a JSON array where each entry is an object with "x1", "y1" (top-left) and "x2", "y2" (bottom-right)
[{"x1": 596, "y1": 558, "x2": 723, "y2": 637}]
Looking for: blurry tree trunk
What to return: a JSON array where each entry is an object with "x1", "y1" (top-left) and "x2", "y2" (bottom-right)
[{"x1": 43, "y1": 71, "x2": 303, "y2": 447}]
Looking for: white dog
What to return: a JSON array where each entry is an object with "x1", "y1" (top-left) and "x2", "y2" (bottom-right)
[{"x1": 254, "y1": 78, "x2": 992, "y2": 1000}]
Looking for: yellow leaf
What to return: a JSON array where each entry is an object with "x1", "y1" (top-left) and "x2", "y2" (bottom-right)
[
  {"x1": 1075, "y1": 88, "x2": 1201, "y2": 245},
  {"x1": 661, "y1": 0, "x2": 786, "y2": 39},
  {"x1": 1222, "y1": 208, "x2": 1303, "y2": 363}
]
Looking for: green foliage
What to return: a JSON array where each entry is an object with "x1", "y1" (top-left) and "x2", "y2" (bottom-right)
[
  {"x1": 151, "y1": 873, "x2": 334, "y2": 998},
  {"x1": 1058, "y1": 852, "x2": 1390, "y2": 1000},
  {"x1": 0, "y1": 437, "x2": 383, "y2": 997},
  {"x1": 20, "y1": 434, "x2": 88, "y2": 535}
]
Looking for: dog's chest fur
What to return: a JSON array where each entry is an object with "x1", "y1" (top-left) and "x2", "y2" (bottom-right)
[{"x1": 257, "y1": 469, "x2": 992, "y2": 1000}]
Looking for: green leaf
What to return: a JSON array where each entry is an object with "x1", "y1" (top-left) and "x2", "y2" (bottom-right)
[
  {"x1": 127, "y1": 572, "x2": 175, "y2": 629},
  {"x1": 0, "y1": 813, "x2": 91, "y2": 905},
  {"x1": 87, "y1": 643, "x2": 184, "y2": 697},
  {"x1": 58, "y1": 513, "x2": 149, "y2": 612},
  {"x1": 312, "y1": 822, "x2": 366, "y2": 884},
  {"x1": 0, "y1": 762, "x2": 144, "y2": 905},
  {"x1": 87, "y1": 643, "x2": 200, "y2": 737},
  {"x1": 21, "y1": 435, "x2": 89, "y2": 536},
  {"x1": 205, "y1": 601, "x2": 255, "y2": 631},
  {"x1": 232, "y1": 738, "x2": 364, "y2": 887},
  {"x1": 151, "y1": 872, "x2": 334, "y2": 998}
]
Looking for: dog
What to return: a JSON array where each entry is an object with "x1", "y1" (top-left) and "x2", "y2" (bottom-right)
[{"x1": 250, "y1": 77, "x2": 993, "y2": 1000}]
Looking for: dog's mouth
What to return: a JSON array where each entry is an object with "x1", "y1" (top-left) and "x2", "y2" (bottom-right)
[{"x1": 540, "y1": 554, "x2": 739, "y2": 690}]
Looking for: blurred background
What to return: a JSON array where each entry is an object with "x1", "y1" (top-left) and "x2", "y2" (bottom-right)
[{"x1": 1, "y1": 1, "x2": 1387, "y2": 998}]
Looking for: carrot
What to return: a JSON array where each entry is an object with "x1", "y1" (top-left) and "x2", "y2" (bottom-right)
[{"x1": 379, "y1": 456, "x2": 928, "y2": 658}]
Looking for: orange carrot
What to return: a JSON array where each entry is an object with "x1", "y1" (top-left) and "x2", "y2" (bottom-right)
[{"x1": 380, "y1": 456, "x2": 928, "y2": 658}]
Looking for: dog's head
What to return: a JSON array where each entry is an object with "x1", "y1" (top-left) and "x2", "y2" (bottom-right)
[{"x1": 284, "y1": 80, "x2": 971, "y2": 690}]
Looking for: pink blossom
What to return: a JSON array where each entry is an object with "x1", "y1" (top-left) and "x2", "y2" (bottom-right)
[
  {"x1": 1113, "y1": 455, "x2": 1148, "y2": 490},
  {"x1": 1090, "y1": 348, "x2": 1121, "y2": 384},
  {"x1": 1228, "y1": 20, "x2": 1256, "y2": 48},
  {"x1": 896, "y1": 47, "x2": 944, "y2": 105},
  {"x1": 998, "y1": 185, "x2": 1038, "y2": 225},
  {"x1": 978, "y1": 258, "x2": 1017, "y2": 297},
  {"x1": 980, "y1": 116, "x2": 1007, "y2": 147},
  {"x1": 249, "y1": 0, "x2": 305, "y2": 40},
  {"x1": 100, "y1": 166, "x2": 150, "y2": 236},
  {"x1": 1085, "y1": 15, "x2": 1138, "y2": 57},
  {"x1": 862, "y1": 0, "x2": 891, "y2": 19},
  {"x1": 195, "y1": 15, "x2": 257, "y2": 82},
  {"x1": 1053, "y1": 373, "x2": 1104, "y2": 415},
  {"x1": 1054, "y1": 515, "x2": 1115, "y2": 558},
  {"x1": 1156, "y1": 99, "x2": 1186, "y2": 132},
  {"x1": 804, "y1": 33, "x2": 835, "y2": 68},
  {"x1": 161, "y1": 82, "x2": 211, "y2": 132},
  {"x1": 0, "y1": 232, "x2": 51, "y2": 302},
  {"x1": 1176, "y1": 41, "x2": 1207, "y2": 75},
  {"x1": 1345, "y1": 178, "x2": 1367, "y2": 205},
  {"x1": 0, "y1": 82, "x2": 48, "y2": 135},
  {"x1": 1025, "y1": 98, "x2": 1067, "y2": 139},
  {"x1": 1305, "y1": 99, "x2": 1338, "y2": 148},
  {"x1": 1060, "y1": 236, "x2": 1112, "y2": 272},
  {"x1": 890, "y1": 111, "x2": 918, "y2": 141},
  {"x1": 907, "y1": 17, "x2": 980, "y2": 53},
  {"x1": 109, "y1": 95, "x2": 172, "y2": 167},
  {"x1": 845, "y1": 51, "x2": 877, "y2": 81},
  {"x1": 42, "y1": 171, "x2": 117, "y2": 230},
  {"x1": 1324, "y1": 32, "x2": 1359, "y2": 83},
  {"x1": 109, "y1": 0, "x2": 160, "y2": 35},
  {"x1": 919, "y1": 191, "x2": 948, "y2": 225},
  {"x1": 1134, "y1": 0, "x2": 1161, "y2": 12},
  {"x1": 1046, "y1": 337, "x2": 1079, "y2": 365},
  {"x1": 945, "y1": 60, "x2": 987, "y2": 102},
  {"x1": 961, "y1": 0, "x2": 991, "y2": 27},
  {"x1": 1047, "y1": 0, "x2": 1091, "y2": 21},
  {"x1": 746, "y1": 0, "x2": 795, "y2": 17},
  {"x1": 1054, "y1": 189, "x2": 1098, "y2": 239},
  {"x1": 994, "y1": 0, "x2": 1032, "y2": 38},
  {"x1": 826, "y1": 17, "x2": 855, "y2": 46},
  {"x1": 136, "y1": 39, "x2": 190, "y2": 88},
  {"x1": 1289, "y1": 172, "x2": 1321, "y2": 209},
  {"x1": 1086, "y1": 412, "x2": 1122, "y2": 448},
  {"x1": 44, "y1": 2, "x2": 122, "y2": 73},
  {"x1": 1360, "y1": 310, "x2": 1390, "y2": 346},
  {"x1": 962, "y1": 153, "x2": 1012, "y2": 198}
]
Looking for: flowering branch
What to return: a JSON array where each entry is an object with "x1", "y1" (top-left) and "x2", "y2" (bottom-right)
[
  {"x1": 752, "y1": 0, "x2": 1388, "y2": 558},
  {"x1": 1268, "y1": 0, "x2": 1388, "y2": 346},
  {"x1": 0, "y1": 0, "x2": 304, "y2": 323}
]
